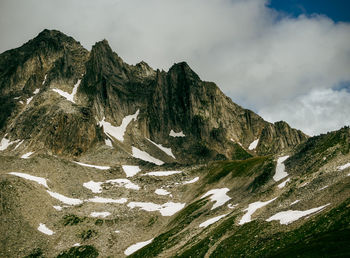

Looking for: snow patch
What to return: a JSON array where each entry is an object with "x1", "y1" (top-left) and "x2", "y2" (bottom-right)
[
  {"x1": 201, "y1": 188, "x2": 231, "y2": 210},
  {"x1": 53, "y1": 205, "x2": 63, "y2": 211},
  {"x1": 26, "y1": 97, "x2": 33, "y2": 105},
  {"x1": 73, "y1": 243, "x2": 80, "y2": 247},
  {"x1": 42, "y1": 74, "x2": 47, "y2": 85},
  {"x1": 337, "y1": 162, "x2": 350, "y2": 171},
  {"x1": 127, "y1": 201, "x2": 185, "y2": 216},
  {"x1": 132, "y1": 147, "x2": 164, "y2": 165},
  {"x1": 90, "y1": 212, "x2": 111, "y2": 218},
  {"x1": 228, "y1": 203, "x2": 238, "y2": 209},
  {"x1": 169, "y1": 130, "x2": 185, "y2": 137},
  {"x1": 147, "y1": 138, "x2": 175, "y2": 159},
  {"x1": 83, "y1": 181, "x2": 103, "y2": 193},
  {"x1": 122, "y1": 165, "x2": 141, "y2": 177},
  {"x1": 73, "y1": 161, "x2": 110, "y2": 170},
  {"x1": 273, "y1": 156, "x2": 289, "y2": 181},
  {"x1": 183, "y1": 177, "x2": 199, "y2": 185},
  {"x1": 21, "y1": 152, "x2": 34, "y2": 159},
  {"x1": 319, "y1": 185, "x2": 328, "y2": 191},
  {"x1": 155, "y1": 188, "x2": 171, "y2": 196},
  {"x1": 8, "y1": 172, "x2": 49, "y2": 188},
  {"x1": 124, "y1": 238, "x2": 154, "y2": 256},
  {"x1": 277, "y1": 178, "x2": 290, "y2": 189},
  {"x1": 99, "y1": 109, "x2": 139, "y2": 142},
  {"x1": 0, "y1": 135, "x2": 19, "y2": 151},
  {"x1": 33, "y1": 88, "x2": 40, "y2": 94},
  {"x1": 47, "y1": 190, "x2": 83, "y2": 205},
  {"x1": 14, "y1": 140, "x2": 24, "y2": 150},
  {"x1": 290, "y1": 200, "x2": 300, "y2": 206},
  {"x1": 52, "y1": 79, "x2": 81, "y2": 103},
  {"x1": 106, "y1": 179, "x2": 140, "y2": 190},
  {"x1": 105, "y1": 138, "x2": 113, "y2": 147},
  {"x1": 239, "y1": 198, "x2": 277, "y2": 225},
  {"x1": 144, "y1": 170, "x2": 182, "y2": 176},
  {"x1": 87, "y1": 196, "x2": 127, "y2": 204},
  {"x1": 38, "y1": 223, "x2": 54, "y2": 235},
  {"x1": 199, "y1": 214, "x2": 228, "y2": 228},
  {"x1": 266, "y1": 204, "x2": 330, "y2": 225},
  {"x1": 248, "y1": 139, "x2": 259, "y2": 150}
]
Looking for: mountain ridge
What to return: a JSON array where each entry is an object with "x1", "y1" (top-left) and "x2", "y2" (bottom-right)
[
  {"x1": 0, "y1": 29, "x2": 307, "y2": 161},
  {"x1": 1, "y1": 29, "x2": 348, "y2": 258}
]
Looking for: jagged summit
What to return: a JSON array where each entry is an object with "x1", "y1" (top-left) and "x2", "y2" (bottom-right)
[{"x1": 0, "y1": 29, "x2": 307, "y2": 161}]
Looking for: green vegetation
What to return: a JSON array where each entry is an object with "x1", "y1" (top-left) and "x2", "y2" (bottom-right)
[
  {"x1": 62, "y1": 214, "x2": 85, "y2": 226},
  {"x1": 287, "y1": 127, "x2": 350, "y2": 175},
  {"x1": 231, "y1": 143, "x2": 253, "y2": 160},
  {"x1": 204, "y1": 156, "x2": 271, "y2": 185},
  {"x1": 25, "y1": 248, "x2": 43, "y2": 258},
  {"x1": 129, "y1": 199, "x2": 208, "y2": 257},
  {"x1": 94, "y1": 219, "x2": 103, "y2": 226},
  {"x1": 56, "y1": 245, "x2": 98, "y2": 258},
  {"x1": 210, "y1": 199, "x2": 350, "y2": 257},
  {"x1": 80, "y1": 229, "x2": 97, "y2": 241}
]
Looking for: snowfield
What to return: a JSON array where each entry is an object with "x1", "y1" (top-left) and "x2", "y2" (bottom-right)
[
  {"x1": 73, "y1": 161, "x2": 110, "y2": 170},
  {"x1": 37, "y1": 223, "x2": 54, "y2": 235},
  {"x1": 0, "y1": 135, "x2": 20, "y2": 151},
  {"x1": 248, "y1": 139, "x2": 259, "y2": 150},
  {"x1": 83, "y1": 179, "x2": 140, "y2": 192},
  {"x1": 46, "y1": 190, "x2": 83, "y2": 205},
  {"x1": 21, "y1": 151, "x2": 34, "y2": 159},
  {"x1": 122, "y1": 165, "x2": 141, "y2": 177},
  {"x1": 155, "y1": 188, "x2": 171, "y2": 196},
  {"x1": 106, "y1": 178, "x2": 140, "y2": 190},
  {"x1": 87, "y1": 196, "x2": 127, "y2": 204},
  {"x1": 277, "y1": 178, "x2": 290, "y2": 188},
  {"x1": 337, "y1": 162, "x2": 350, "y2": 171},
  {"x1": 273, "y1": 156, "x2": 289, "y2": 181},
  {"x1": 8, "y1": 172, "x2": 49, "y2": 188},
  {"x1": 201, "y1": 188, "x2": 231, "y2": 210},
  {"x1": 132, "y1": 146, "x2": 164, "y2": 165},
  {"x1": 127, "y1": 201, "x2": 185, "y2": 216},
  {"x1": 239, "y1": 198, "x2": 277, "y2": 225},
  {"x1": 52, "y1": 79, "x2": 81, "y2": 103},
  {"x1": 124, "y1": 238, "x2": 154, "y2": 256},
  {"x1": 183, "y1": 177, "x2": 199, "y2": 184},
  {"x1": 99, "y1": 109, "x2": 139, "y2": 142},
  {"x1": 83, "y1": 180, "x2": 103, "y2": 193},
  {"x1": 266, "y1": 204, "x2": 330, "y2": 225},
  {"x1": 90, "y1": 212, "x2": 111, "y2": 218},
  {"x1": 169, "y1": 130, "x2": 185, "y2": 137},
  {"x1": 144, "y1": 170, "x2": 182, "y2": 176},
  {"x1": 199, "y1": 214, "x2": 228, "y2": 228},
  {"x1": 147, "y1": 138, "x2": 176, "y2": 159}
]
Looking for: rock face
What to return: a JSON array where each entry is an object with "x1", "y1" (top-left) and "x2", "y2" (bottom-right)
[
  {"x1": 0, "y1": 30, "x2": 349, "y2": 258},
  {"x1": 0, "y1": 29, "x2": 307, "y2": 161}
]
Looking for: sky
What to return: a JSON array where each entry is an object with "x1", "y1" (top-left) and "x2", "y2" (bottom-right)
[{"x1": 0, "y1": 0, "x2": 349, "y2": 136}]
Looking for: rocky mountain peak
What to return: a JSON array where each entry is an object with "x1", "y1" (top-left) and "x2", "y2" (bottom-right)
[
  {"x1": 168, "y1": 61, "x2": 200, "y2": 83},
  {"x1": 1, "y1": 29, "x2": 348, "y2": 258}
]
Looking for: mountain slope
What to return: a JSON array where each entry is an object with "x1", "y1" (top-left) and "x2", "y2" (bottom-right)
[{"x1": 0, "y1": 30, "x2": 348, "y2": 258}]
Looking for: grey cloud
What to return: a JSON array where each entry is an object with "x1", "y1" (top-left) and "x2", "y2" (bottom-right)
[{"x1": 0, "y1": 0, "x2": 349, "y2": 135}]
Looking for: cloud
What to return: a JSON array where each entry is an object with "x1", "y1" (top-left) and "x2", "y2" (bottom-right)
[
  {"x1": 259, "y1": 88, "x2": 350, "y2": 136},
  {"x1": 0, "y1": 0, "x2": 349, "y2": 135}
]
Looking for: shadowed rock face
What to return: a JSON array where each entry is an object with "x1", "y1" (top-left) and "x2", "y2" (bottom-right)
[{"x1": 0, "y1": 29, "x2": 307, "y2": 160}]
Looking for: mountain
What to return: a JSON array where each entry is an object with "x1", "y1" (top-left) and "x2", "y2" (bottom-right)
[{"x1": 0, "y1": 30, "x2": 349, "y2": 257}]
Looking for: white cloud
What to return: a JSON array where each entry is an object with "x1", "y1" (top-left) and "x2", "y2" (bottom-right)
[
  {"x1": 259, "y1": 88, "x2": 350, "y2": 135},
  {"x1": 0, "y1": 0, "x2": 349, "y2": 135}
]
